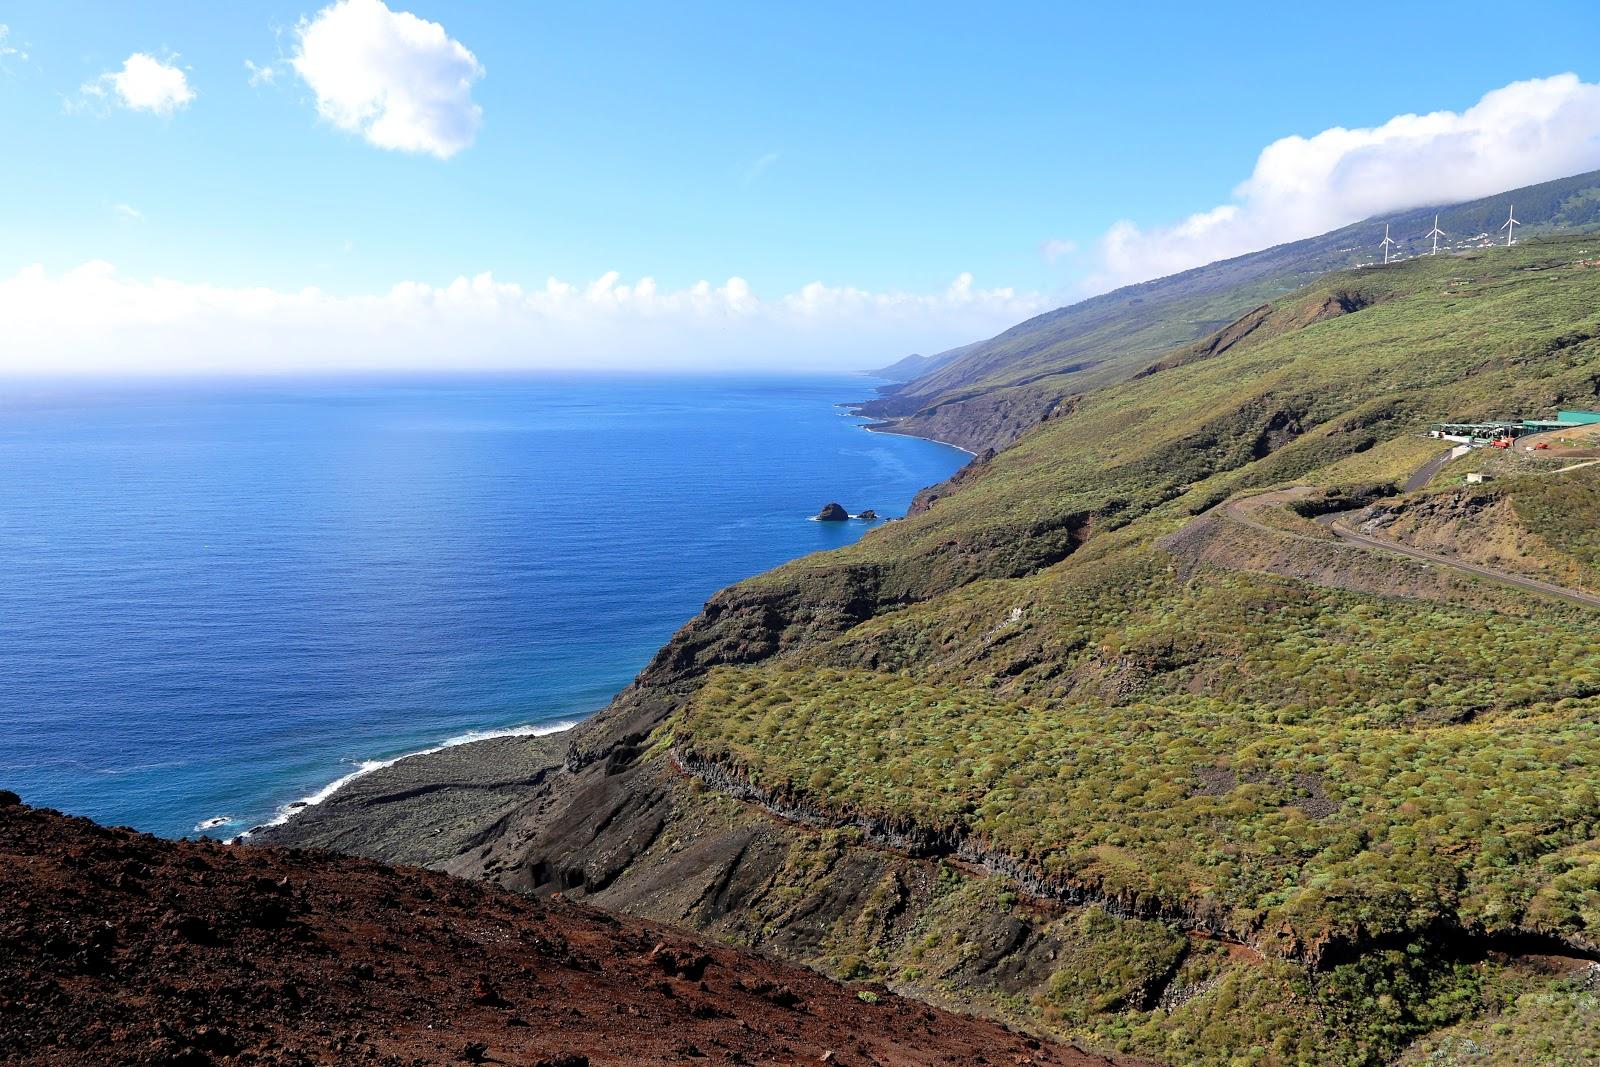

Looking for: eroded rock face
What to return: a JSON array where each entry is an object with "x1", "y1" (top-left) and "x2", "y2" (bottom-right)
[{"x1": 815, "y1": 502, "x2": 850, "y2": 521}]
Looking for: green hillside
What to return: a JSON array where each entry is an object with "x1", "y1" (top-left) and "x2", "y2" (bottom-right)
[
  {"x1": 275, "y1": 231, "x2": 1600, "y2": 1067},
  {"x1": 859, "y1": 169, "x2": 1600, "y2": 451},
  {"x1": 663, "y1": 236, "x2": 1600, "y2": 1064}
]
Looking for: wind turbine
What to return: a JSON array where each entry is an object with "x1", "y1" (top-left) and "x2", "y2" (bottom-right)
[
  {"x1": 1425, "y1": 214, "x2": 1446, "y2": 255},
  {"x1": 1379, "y1": 223, "x2": 1398, "y2": 265},
  {"x1": 1501, "y1": 204, "x2": 1520, "y2": 247}
]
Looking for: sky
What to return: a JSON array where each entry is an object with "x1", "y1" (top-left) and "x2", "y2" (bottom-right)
[{"x1": 4, "y1": 0, "x2": 1600, "y2": 374}]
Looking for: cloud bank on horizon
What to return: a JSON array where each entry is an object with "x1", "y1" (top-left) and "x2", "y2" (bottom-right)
[
  {"x1": 15, "y1": 1, "x2": 1600, "y2": 378},
  {"x1": 1090, "y1": 74, "x2": 1600, "y2": 290},
  {"x1": 0, "y1": 263, "x2": 1046, "y2": 375}
]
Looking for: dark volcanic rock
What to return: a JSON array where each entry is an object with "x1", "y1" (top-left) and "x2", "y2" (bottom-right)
[
  {"x1": 250, "y1": 731, "x2": 567, "y2": 865},
  {"x1": 0, "y1": 798, "x2": 1099, "y2": 1066},
  {"x1": 855, "y1": 509, "x2": 879, "y2": 520},
  {"x1": 814, "y1": 502, "x2": 849, "y2": 521}
]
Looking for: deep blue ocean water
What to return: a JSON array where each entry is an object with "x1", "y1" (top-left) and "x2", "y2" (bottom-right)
[{"x1": 0, "y1": 375, "x2": 966, "y2": 839}]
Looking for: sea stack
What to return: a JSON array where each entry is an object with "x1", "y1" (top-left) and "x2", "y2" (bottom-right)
[
  {"x1": 815, "y1": 502, "x2": 849, "y2": 521},
  {"x1": 856, "y1": 509, "x2": 879, "y2": 520}
]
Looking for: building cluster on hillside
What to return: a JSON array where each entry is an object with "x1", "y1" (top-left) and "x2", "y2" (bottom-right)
[{"x1": 1429, "y1": 409, "x2": 1600, "y2": 447}]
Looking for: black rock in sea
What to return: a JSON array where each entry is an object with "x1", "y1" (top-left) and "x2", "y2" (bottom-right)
[
  {"x1": 815, "y1": 503, "x2": 849, "y2": 521},
  {"x1": 856, "y1": 509, "x2": 879, "y2": 520}
]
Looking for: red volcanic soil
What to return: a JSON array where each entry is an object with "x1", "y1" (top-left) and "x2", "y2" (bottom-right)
[{"x1": 0, "y1": 794, "x2": 1113, "y2": 1066}]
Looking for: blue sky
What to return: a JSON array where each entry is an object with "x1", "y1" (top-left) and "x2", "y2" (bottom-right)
[{"x1": 4, "y1": 0, "x2": 1600, "y2": 373}]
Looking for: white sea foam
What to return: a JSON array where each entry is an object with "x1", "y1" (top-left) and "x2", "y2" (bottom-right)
[
  {"x1": 232, "y1": 719, "x2": 578, "y2": 841},
  {"x1": 194, "y1": 815, "x2": 236, "y2": 832},
  {"x1": 862, "y1": 424, "x2": 977, "y2": 457}
]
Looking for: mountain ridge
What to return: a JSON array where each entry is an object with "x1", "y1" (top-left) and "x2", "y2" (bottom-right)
[{"x1": 858, "y1": 167, "x2": 1600, "y2": 452}]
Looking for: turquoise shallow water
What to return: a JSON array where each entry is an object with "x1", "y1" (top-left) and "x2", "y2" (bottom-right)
[{"x1": 0, "y1": 374, "x2": 966, "y2": 838}]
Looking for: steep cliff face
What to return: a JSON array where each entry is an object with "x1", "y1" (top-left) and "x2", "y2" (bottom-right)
[{"x1": 866, "y1": 387, "x2": 1073, "y2": 453}]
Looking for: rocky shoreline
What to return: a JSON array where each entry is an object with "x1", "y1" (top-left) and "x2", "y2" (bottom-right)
[{"x1": 251, "y1": 731, "x2": 569, "y2": 866}]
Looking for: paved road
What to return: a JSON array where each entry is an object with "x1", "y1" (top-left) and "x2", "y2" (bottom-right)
[
  {"x1": 1322, "y1": 514, "x2": 1600, "y2": 610},
  {"x1": 1220, "y1": 480, "x2": 1600, "y2": 610},
  {"x1": 1404, "y1": 445, "x2": 1467, "y2": 492}
]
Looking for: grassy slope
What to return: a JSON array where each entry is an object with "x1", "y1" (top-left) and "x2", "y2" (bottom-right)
[
  {"x1": 865, "y1": 169, "x2": 1600, "y2": 449},
  {"x1": 1503, "y1": 467, "x2": 1600, "y2": 580},
  {"x1": 772, "y1": 235, "x2": 1600, "y2": 591},
  {"x1": 670, "y1": 236, "x2": 1600, "y2": 1064}
]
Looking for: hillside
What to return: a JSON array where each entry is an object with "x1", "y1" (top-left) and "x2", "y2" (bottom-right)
[
  {"x1": 869, "y1": 348, "x2": 969, "y2": 383},
  {"x1": 268, "y1": 233, "x2": 1600, "y2": 1066},
  {"x1": 0, "y1": 793, "x2": 1103, "y2": 1066},
  {"x1": 857, "y1": 168, "x2": 1600, "y2": 452}
]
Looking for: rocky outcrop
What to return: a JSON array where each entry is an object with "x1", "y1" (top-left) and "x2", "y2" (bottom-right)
[
  {"x1": 815, "y1": 502, "x2": 849, "y2": 521},
  {"x1": 867, "y1": 385, "x2": 1074, "y2": 454},
  {"x1": 908, "y1": 447, "x2": 996, "y2": 515},
  {"x1": 669, "y1": 750, "x2": 1246, "y2": 946},
  {"x1": 1132, "y1": 304, "x2": 1273, "y2": 380},
  {"x1": 422, "y1": 745, "x2": 1220, "y2": 1035}
]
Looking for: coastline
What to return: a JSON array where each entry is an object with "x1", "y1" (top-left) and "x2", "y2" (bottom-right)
[
  {"x1": 234, "y1": 718, "x2": 578, "y2": 842},
  {"x1": 860, "y1": 419, "x2": 978, "y2": 456},
  {"x1": 842, "y1": 376, "x2": 980, "y2": 458},
  {"x1": 251, "y1": 388, "x2": 966, "y2": 857}
]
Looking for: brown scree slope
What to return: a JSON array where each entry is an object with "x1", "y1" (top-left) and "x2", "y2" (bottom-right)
[{"x1": 0, "y1": 792, "x2": 1114, "y2": 1067}]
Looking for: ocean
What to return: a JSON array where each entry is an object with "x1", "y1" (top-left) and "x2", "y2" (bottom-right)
[{"x1": 0, "y1": 374, "x2": 966, "y2": 839}]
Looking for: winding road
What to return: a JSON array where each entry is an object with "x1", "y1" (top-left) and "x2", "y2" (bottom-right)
[
  {"x1": 1219, "y1": 453, "x2": 1600, "y2": 610},
  {"x1": 1319, "y1": 513, "x2": 1600, "y2": 610}
]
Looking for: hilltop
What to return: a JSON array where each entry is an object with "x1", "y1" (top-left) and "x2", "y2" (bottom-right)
[
  {"x1": 857, "y1": 168, "x2": 1600, "y2": 452},
  {"x1": 0, "y1": 793, "x2": 1103, "y2": 1066},
  {"x1": 269, "y1": 231, "x2": 1600, "y2": 1065}
]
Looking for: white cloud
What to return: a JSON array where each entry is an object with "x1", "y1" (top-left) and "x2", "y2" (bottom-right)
[
  {"x1": 112, "y1": 203, "x2": 144, "y2": 221},
  {"x1": 0, "y1": 263, "x2": 1048, "y2": 375},
  {"x1": 290, "y1": 0, "x2": 484, "y2": 159},
  {"x1": 1090, "y1": 74, "x2": 1600, "y2": 290},
  {"x1": 744, "y1": 151, "x2": 780, "y2": 183},
  {"x1": 85, "y1": 53, "x2": 195, "y2": 115},
  {"x1": 244, "y1": 59, "x2": 277, "y2": 86},
  {"x1": 1039, "y1": 238, "x2": 1077, "y2": 264},
  {"x1": 0, "y1": 23, "x2": 27, "y2": 64}
]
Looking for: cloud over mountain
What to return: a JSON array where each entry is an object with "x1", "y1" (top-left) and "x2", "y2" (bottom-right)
[{"x1": 1092, "y1": 74, "x2": 1600, "y2": 289}]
